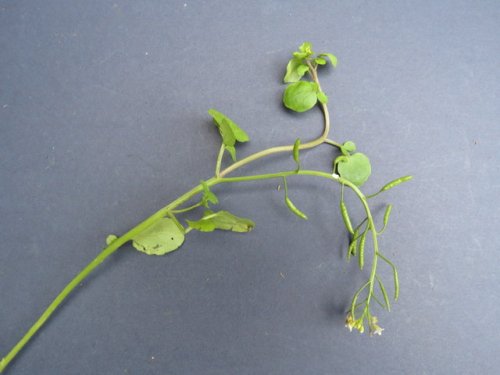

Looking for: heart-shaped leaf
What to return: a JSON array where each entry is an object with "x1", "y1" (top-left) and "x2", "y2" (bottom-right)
[
  {"x1": 336, "y1": 153, "x2": 371, "y2": 186},
  {"x1": 283, "y1": 81, "x2": 319, "y2": 113},
  {"x1": 132, "y1": 218, "x2": 185, "y2": 256}
]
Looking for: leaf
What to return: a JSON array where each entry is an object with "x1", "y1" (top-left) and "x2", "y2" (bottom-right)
[
  {"x1": 225, "y1": 145, "x2": 237, "y2": 161},
  {"x1": 106, "y1": 234, "x2": 118, "y2": 246},
  {"x1": 293, "y1": 42, "x2": 314, "y2": 59},
  {"x1": 187, "y1": 210, "x2": 255, "y2": 233},
  {"x1": 208, "y1": 109, "x2": 249, "y2": 145},
  {"x1": 336, "y1": 153, "x2": 372, "y2": 186},
  {"x1": 293, "y1": 138, "x2": 301, "y2": 167},
  {"x1": 316, "y1": 90, "x2": 328, "y2": 104},
  {"x1": 340, "y1": 141, "x2": 356, "y2": 155},
  {"x1": 285, "y1": 196, "x2": 308, "y2": 220},
  {"x1": 284, "y1": 57, "x2": 309, "y2": 83},
  {"x1": 132, "y1": 218, "x2": 185, "y2": 256},
  {"x1": 318, "y1": 53, "x2": 338, "y2": 67},
  {"x1": 218, "y1": 119, "x2": 236, "y2": 147},
  {"x1": 283, "y1": 81, "x2": 319, "y2": 112},
  {"x1": 314, "y1": 57, "x2": 327, "y2": 65},
  {"x1": 201, "y1": 180, "x2": 218, "y2": 207}
]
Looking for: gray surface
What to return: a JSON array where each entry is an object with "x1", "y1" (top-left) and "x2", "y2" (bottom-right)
[{"x1": 1, "y1": 1, "x2": 499, "y2": 374}]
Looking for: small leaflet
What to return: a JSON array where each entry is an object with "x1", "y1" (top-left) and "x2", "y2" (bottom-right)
[
  {"x1": 106, "y1": 234, "x2": 118, "y2": 246},
  {"x1": 340, "y1": 141, "x2": 356, "y2": 155},
  {"x1": 187, "y1": 210, "x2": 255, "y2": 233},
  {"x1": 318, "y1": 53, "x2": 338, "y2": 67},
  {"x1": 284, "y1": 57, "x2": 309, "y2": 83},
  {"x1": 201, "y1": 180, "x2": 218, "y2": 207},
  {"x1": 316, "y1": 90, "x2": 328, "y2": 105}
]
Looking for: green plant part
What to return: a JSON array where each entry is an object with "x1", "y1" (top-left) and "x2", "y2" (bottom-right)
[
  {"x1": 186, "y1": 210, "x2": 254, "y2": 233},
  {"x1": 131, "y1": 218, "x2": 185, "y2": 255},
  {"x1": 336, "y1": 152, "x2": 372, "y2": 186},
  {"x1": 0, "y1": 42, "x2": 412, "y2": 373}
]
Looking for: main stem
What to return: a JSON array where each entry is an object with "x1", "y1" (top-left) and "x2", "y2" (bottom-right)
[{"x1": 1, "y1": 65, "x2": 335, "y2": 372}]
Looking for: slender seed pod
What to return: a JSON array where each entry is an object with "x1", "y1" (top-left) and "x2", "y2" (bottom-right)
[
  {"x1": 340, "y1": 200, "x2": 354, "y2": 234},
  {"x1": 381, "y1": 175, "x2": 413, "y2": 192},
  {"x1": 378, "y1": 204, "x2": 393, "y2": 233},
  {"x1": 383, "y1": 204, "x2": 393, "y2": 227},
  {"x1": 377, "y1": 276, "x2": 391, "y2": 312},
  {"x1": 394, "y1": 267, "x2": 400, "y2": 301},
  {"x1": 358, "y1": 229, "x2": 367, "y2": 270},
  {"x1": 285, "y1": 196, "x2": 308, "y2": 220}
]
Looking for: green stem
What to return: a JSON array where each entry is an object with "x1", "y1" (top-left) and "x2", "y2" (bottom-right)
[
  {"x1": 324, "y1": 138, "x2": 343, "y2": 149},
  {"x1": 342, "y1": 182, "x2": 380, "y2": 313},
  {"x1": 215, "y1": 143, "x2": 225, "y2": 177},
  {"x1": 0, "y1": 180, "x2": 214, "y2": 373},
  {"x1": 219, "y1": 65, "x2": 329, "y2": 178},
  {"x1": 171, "y1": 202, "x2": 202, "y2": 214},
  {"x1": 2, "y1": 68, "x2": 338, "y2": 371}
]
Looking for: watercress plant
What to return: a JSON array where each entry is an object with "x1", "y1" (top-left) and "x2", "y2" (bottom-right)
[{"x1": 0, "y1": 42, "x2": 412, "y2": 372}]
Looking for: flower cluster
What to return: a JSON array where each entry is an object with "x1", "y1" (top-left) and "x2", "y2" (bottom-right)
[{"x1": 345, "y1": 313, "x2": 384, "y2": 336}]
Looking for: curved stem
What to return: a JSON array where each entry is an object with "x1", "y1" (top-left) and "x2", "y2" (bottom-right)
[
  {"x1": 324, "y1": 138, "x2": 343, "y2": 149},
  {"x1": 219, "y1": 66, "x2": 329, "y2": 178},
  {"x1": 2, "y1": 68, "x2": 336, "y2": 371},
  {"x1": 0, "y1": 180, "x2": 214, "y2": 372}
]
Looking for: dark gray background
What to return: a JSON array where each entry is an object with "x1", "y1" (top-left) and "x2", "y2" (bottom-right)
[{"x1": 1, "y1": 1, "x2": 498, "y2": 374}]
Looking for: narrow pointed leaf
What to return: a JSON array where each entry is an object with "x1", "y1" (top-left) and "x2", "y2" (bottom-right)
[{"x1": 187, "y1": 210, "x2": 255, "y2": 233}]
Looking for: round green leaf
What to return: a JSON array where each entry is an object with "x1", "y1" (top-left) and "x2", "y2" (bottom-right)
[
  {"x1": 283, "y1": 81, "x2": 319, "y2": 113},
  {"x1": 337, "y1": 153, "x2": 372, "y2": 186},
  {"x1": 132, "y1": 218, "x2": 185, "y2": 256}
]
